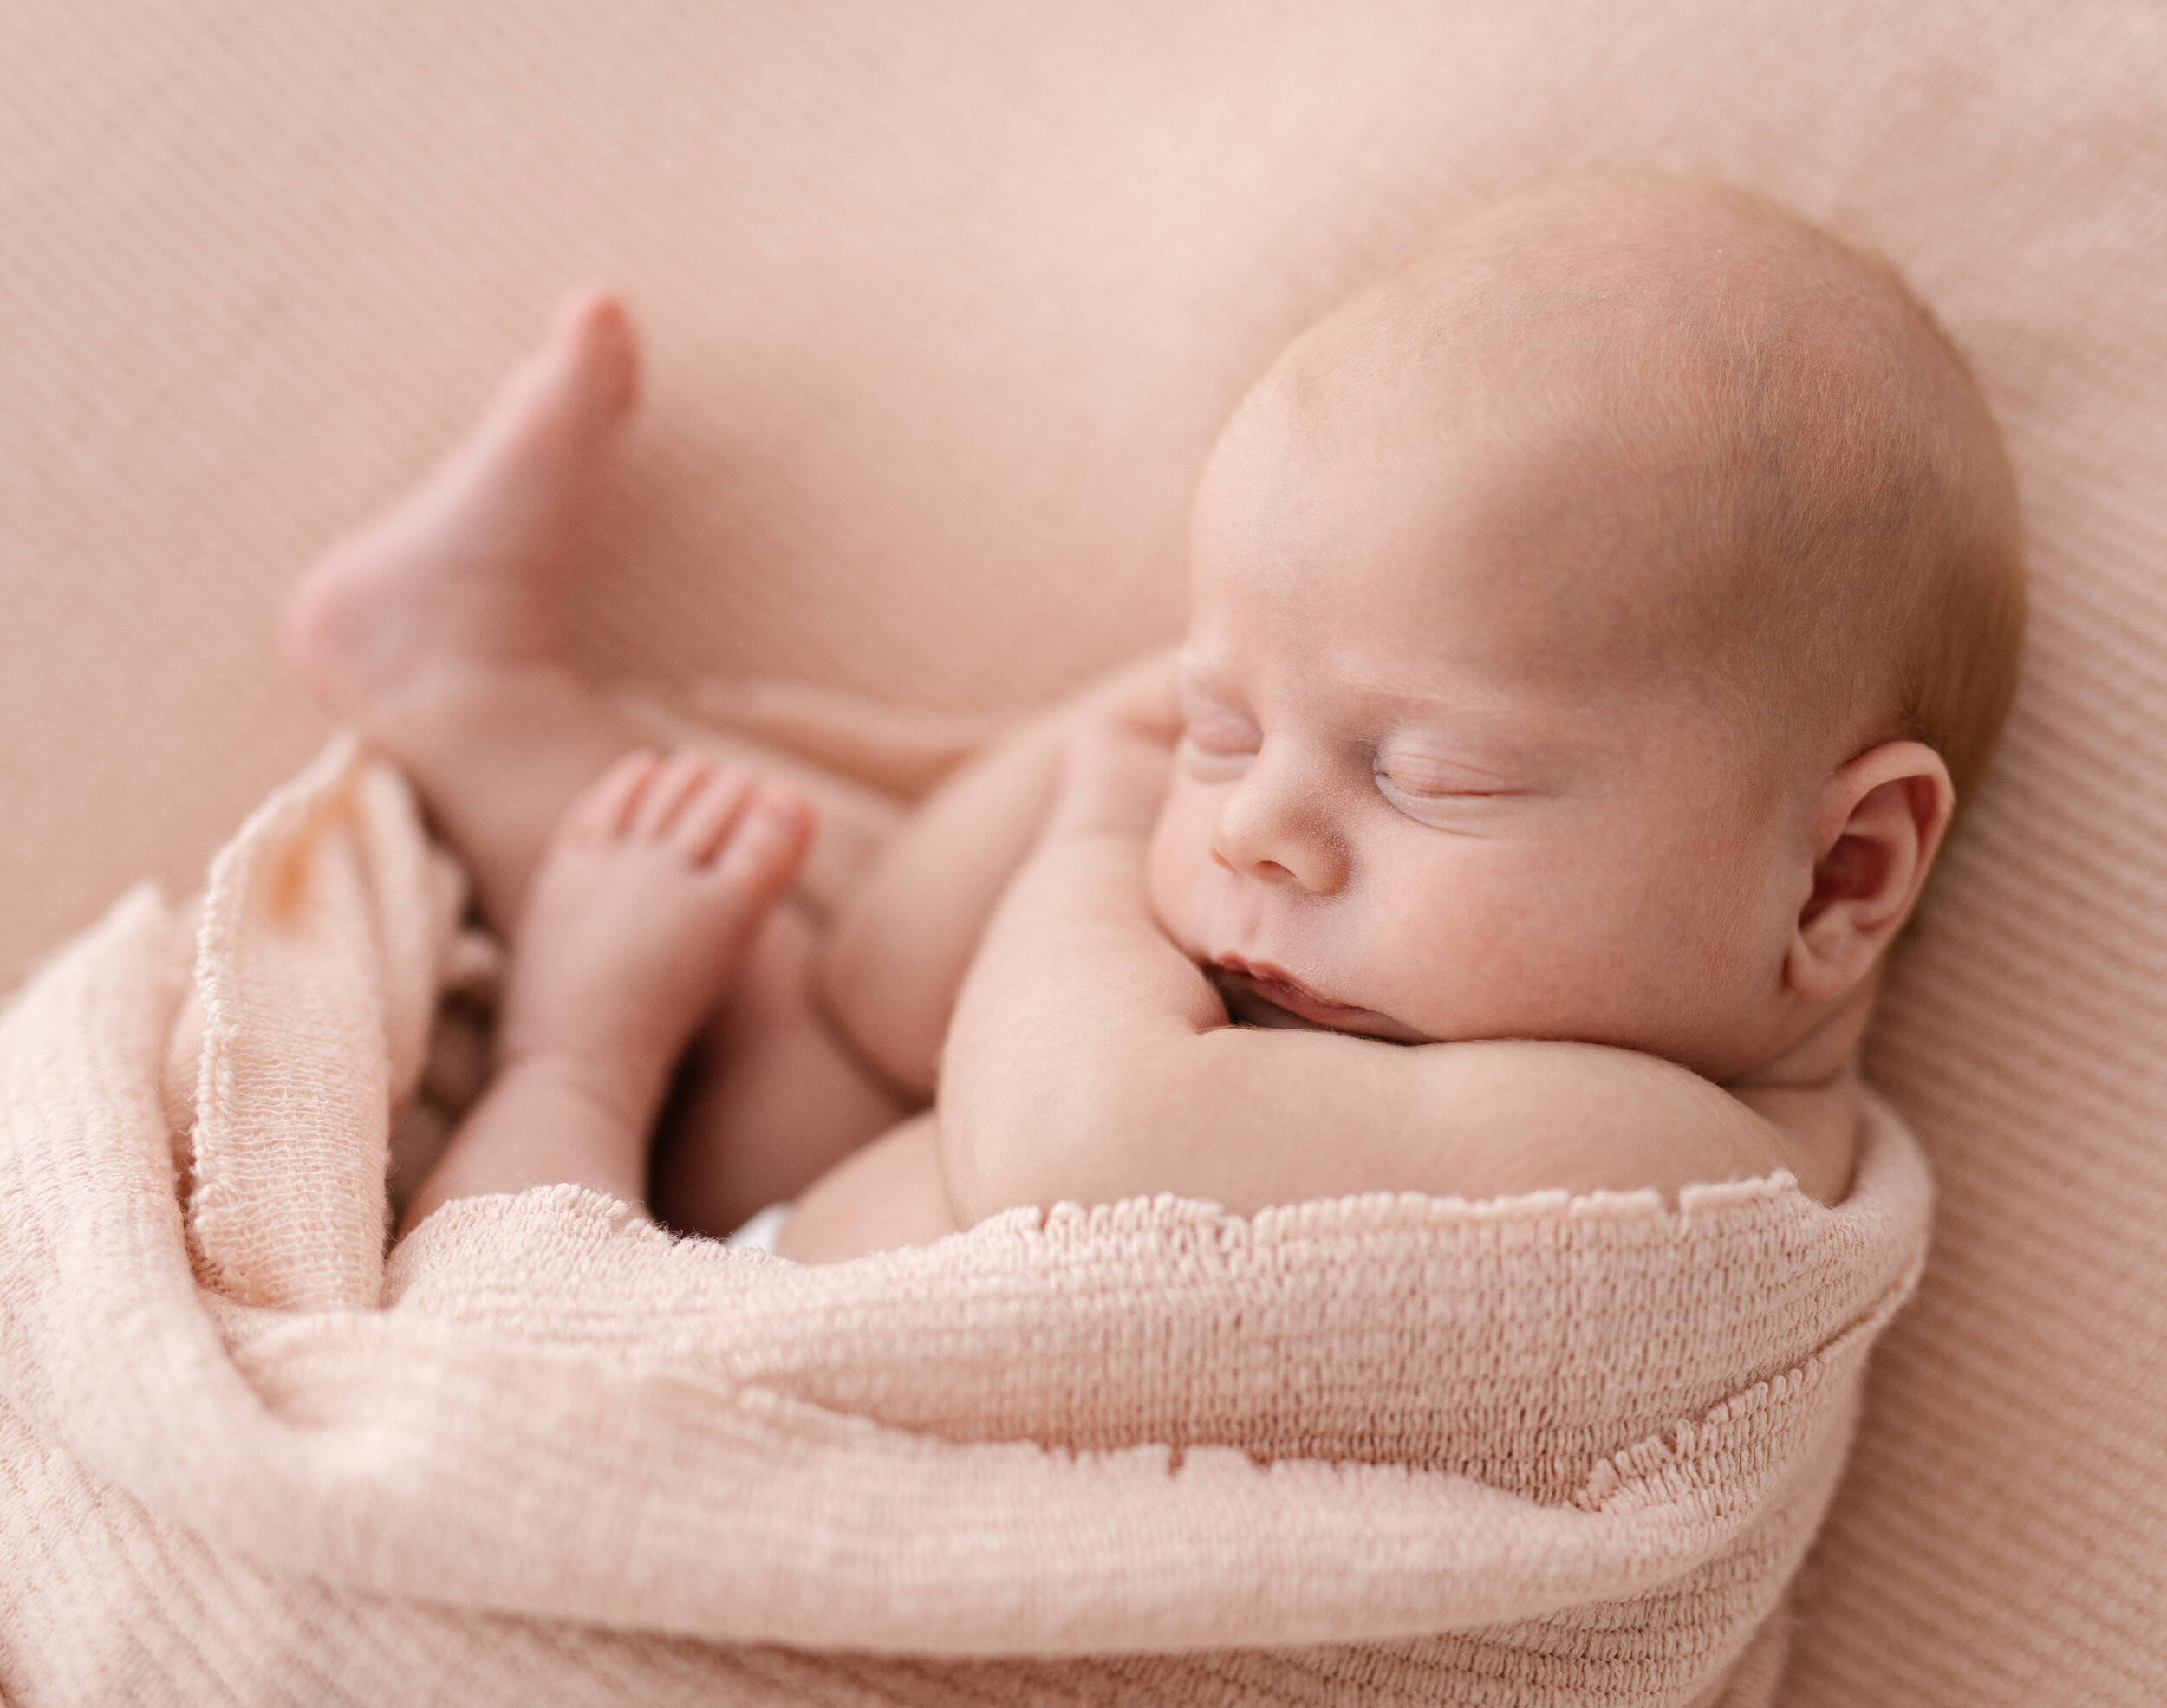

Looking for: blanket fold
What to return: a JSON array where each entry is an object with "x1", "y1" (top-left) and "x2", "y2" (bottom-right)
[{"x1": 0, "y1": 737, "x2": 1930, "y2": 1706}]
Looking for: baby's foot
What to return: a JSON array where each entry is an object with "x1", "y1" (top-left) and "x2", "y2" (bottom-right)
[
  {"x1": 284, "y1": 288, "x2": 640, "y2": 719},
  {"x1": 496, "y1": 750, "x2": 816, "y2": 1132}
]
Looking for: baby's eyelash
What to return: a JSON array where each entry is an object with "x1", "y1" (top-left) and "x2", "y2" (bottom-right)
[
  {"x1": 1372, "y1": 762, "x2": 1505, "y2": 796},
  {"x1": 1372, "y1": 763, "x2": 1518, "y2": 820}
]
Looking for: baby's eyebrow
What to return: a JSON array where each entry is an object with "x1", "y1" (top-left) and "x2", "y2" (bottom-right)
[
  {"x1": 1376, "y1": 731, "x2": 1521, "y2": 766},
  {"x1": 1370, "y1": 694, "x2": 1578, "y2": 767}
]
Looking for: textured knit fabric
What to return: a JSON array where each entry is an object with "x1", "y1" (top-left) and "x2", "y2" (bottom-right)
[{"x1": 0, "y1": 738, "x2": 1929, "y2": 1704}]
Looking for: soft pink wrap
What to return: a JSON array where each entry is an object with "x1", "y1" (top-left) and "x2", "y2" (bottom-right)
[{"x1": 0, "y1": 736, "x2": 1928, "y2": 1703}]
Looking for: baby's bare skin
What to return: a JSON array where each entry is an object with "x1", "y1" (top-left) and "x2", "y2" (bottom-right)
[
  {"x1": 289, "y1": 293, "x2": 903, "y2": 1237},
  {"x1": 799, "y1": 187, "x2": 1979, "y2": 1250},
  {"x1": 290, "y1": 177, "x2": 2010, "y2": 1260},
  {"x1": 400, "y1": 749, "x2": 810, "y2": 1235}
]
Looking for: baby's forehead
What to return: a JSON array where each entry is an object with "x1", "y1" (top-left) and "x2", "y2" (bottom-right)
[
  {"x1": 1235, "y1": 316, "x2": 1773, "y2": 609},
  {"x1": 1194, "y1": 437, "x2": 1769, "y2": 705},
  {"x1": 1207, "y1": 397, "x2": 1823, "y2": 743},
  {"x1": 1238, "y1": 215, "x2": 1923, "y2": 620}
]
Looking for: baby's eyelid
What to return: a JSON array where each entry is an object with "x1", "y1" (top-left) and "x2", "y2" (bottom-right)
[
  {"x1": 1183, "y1": 724, "x2": 1259, "y2": 756},
  {"x1": 1373, "y1": 760, "x2": 1514, "y2": 800},
  {"x1": 1179, "y1": 692, "x2": 1260, "y2": 750}
]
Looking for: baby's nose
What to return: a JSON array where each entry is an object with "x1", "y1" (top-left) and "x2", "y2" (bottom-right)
[{"x1": 1209, "y1": 759, "x2": 1348, "y2": 896}]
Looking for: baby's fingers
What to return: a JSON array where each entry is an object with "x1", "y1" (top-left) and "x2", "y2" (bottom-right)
[{"x1": 1047, "y1": 714, "x2": 1173, "y2": 840}]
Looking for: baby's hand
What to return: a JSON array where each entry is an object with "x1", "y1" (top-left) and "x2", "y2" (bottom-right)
[{"x1": 1044, "y1": 705, "x2": 1175, "y2": 841}]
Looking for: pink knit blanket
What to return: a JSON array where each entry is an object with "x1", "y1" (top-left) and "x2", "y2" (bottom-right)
[{"x1": 0, "y1": 737, "x2": 1929, "y2": 1705}]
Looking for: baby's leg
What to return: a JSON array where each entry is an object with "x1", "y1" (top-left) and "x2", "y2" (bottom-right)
[
  {"x1": 650, "y1": 902, "x2": 910, "y2": 1236},
  {"x1": 285, "y1": 289, "x2": 645, "y2": 933},
  {"x1": 771, "y1": 1111, "x2": 957, "y2": 1263},
  {"x1": 289, "y1": 293, "x2": 899, "y2": 1231},
  {"x1": 401, "y1": 750, "x2": 810, "y2": 1234}
]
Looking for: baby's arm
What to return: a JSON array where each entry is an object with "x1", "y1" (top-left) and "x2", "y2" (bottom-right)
[
  {"x1": 817, "y1": 651, "x2": 1178, "y2": 1100},
  {"x1": 936, "y1": 712, "x2": 1802, "y2": 1227}
]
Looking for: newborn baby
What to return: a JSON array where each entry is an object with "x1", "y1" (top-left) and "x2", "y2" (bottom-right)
[{"x1": 285, "y1": 176, "x2": 2023, "y2": 1258}]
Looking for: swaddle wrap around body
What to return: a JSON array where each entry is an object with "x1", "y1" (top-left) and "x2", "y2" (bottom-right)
[{"x1": 0, "y1": 737, "x2": 1929, "y2": 1705}]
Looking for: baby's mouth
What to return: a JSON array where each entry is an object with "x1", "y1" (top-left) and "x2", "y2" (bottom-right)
[{"x1": 1209, "y1": 955, "x2": 1421, "y2": 1041}]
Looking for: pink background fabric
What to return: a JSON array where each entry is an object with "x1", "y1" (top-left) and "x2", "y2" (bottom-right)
[{"x1": 3, "y1": 3, "x2": 2163, "y2": 1699}]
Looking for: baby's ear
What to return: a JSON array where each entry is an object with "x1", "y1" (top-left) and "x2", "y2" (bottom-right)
[{"x1": 1786, "y1": 741, "x2": 1956, "y2": 1003}]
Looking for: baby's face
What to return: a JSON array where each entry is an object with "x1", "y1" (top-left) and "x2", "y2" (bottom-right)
[{"x1": 1147, "y1": 355, "x2": 1806, "y2": 1079}]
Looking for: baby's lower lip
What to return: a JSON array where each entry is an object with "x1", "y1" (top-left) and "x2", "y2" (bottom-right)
[
  {"x1": 1210, "y1": 956, "x2": 1431, "y2": 1043},
  {"x1": 1214, "y1": 958, "x2": 1365, "y2": 1021}
]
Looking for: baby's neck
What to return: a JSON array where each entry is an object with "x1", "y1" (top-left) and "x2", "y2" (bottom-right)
[
  {"x1": 1728, "y1": 969, "x2": 1882, "y2": 1096},
  {"x1": 1721, "y1": 975, "x2": 1881, "y2": 1204}
]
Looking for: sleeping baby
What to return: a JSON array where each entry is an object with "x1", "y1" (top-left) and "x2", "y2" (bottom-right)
[{"x1": 283, "y1": 175, "x2": 2024, "y2": 1261}]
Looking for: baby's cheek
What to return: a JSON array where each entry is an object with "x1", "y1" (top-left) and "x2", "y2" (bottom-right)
[{"x1": 1364, "y1": 856, "x2": 1574, "y2": 1026}]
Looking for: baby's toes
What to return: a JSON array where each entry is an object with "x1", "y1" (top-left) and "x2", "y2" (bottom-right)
[
  {"x1": 630, "y1": 750, "x2": 719, "y2": 839},
  {"x1": 673, "y1": 765, "x2": 758, "y2": 863},
  {"x1": 709, "y1": 787, "x2": 813, "y2": 903},
  {"x1": 561, "y1": 748, "x2": 661, "y2": 846}
]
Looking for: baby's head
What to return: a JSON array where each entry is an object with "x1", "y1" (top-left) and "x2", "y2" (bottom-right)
[{"x1": 1149, "y1": 177, "x2": 2024, "y2": 1080}]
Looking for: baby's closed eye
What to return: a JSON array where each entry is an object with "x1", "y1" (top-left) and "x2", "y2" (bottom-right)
[
  {"x1": 1178, "y1": 716, "x2": 1259, "y2": 780},
  {"x1": 1372, "y1": 750, "x2": 1522, "y2": 824}
]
